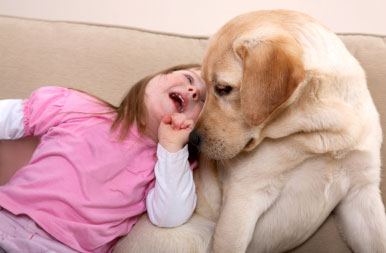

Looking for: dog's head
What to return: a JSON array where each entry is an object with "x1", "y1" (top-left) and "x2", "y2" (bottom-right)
[{"x1": 190, "y1": 11, "x2": 306, "y2": 160}]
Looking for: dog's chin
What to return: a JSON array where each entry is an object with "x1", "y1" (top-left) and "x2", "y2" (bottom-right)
[
  {"x1": 201, "y1": 148, "x2": 238, "y2": 160},
  {"x1": 200, "y1": 138, "x2": 254, "y2": 160}
]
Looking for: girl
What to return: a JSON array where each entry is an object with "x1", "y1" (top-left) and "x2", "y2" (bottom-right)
[{"x1": 0, "y1": 63, "x2": 206, "y2": 252}]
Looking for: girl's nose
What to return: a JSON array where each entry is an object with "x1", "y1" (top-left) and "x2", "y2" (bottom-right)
[{"x1": 188, "y1": 86, "x2": 200, "y2": 101}]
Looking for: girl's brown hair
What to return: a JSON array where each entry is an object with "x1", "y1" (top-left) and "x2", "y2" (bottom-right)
[{"x1": 109, "y1": 63, "x2": 201, "y2": 139}]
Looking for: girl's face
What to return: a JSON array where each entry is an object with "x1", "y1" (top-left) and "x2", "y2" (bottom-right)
[{"x1": 144, "y1": 68, "x2": 206, "y2": 141}]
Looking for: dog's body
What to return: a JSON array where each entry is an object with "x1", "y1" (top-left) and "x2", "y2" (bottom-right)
[{"x1": 116, "y1": 10, "x2": 386, "y2": 253}]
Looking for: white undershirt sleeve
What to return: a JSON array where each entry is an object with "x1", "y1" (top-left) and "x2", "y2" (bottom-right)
[
  {"x1": 146, "y1": 144, "x2": 197, "y2": 227},
  {"x1": 0, "y1": 99, "x2": 25, "y2": 140}
]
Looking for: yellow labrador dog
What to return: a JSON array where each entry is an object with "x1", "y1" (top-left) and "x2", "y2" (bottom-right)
[
  {"x1": 116, "y1": 10, "x2": 386, "y2": 253},
  {"x1": 191, "y1": 9, "x2": 386, "y2": 252}
]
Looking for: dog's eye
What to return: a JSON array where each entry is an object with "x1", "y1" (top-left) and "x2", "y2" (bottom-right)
[{"x1": 214, "y1": 85, "x2": 233, "y2": 96}]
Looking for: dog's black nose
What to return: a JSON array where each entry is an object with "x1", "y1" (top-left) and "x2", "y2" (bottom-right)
[{"x1": 189, "y1": 130, "x2": 202, "y2": 148}]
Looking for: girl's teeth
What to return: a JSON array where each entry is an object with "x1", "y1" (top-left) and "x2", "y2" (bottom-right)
[{"x1": 170, "y1": 93, "x2": 185, "y2": 112}]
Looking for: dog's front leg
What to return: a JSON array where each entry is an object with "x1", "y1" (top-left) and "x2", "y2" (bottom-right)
[
  {"x1": 211, "y1": 178, "x2": 282, "y2": 253},
  {"x1": 334, "y1": 182, "x2": 386, "y2": 253}
]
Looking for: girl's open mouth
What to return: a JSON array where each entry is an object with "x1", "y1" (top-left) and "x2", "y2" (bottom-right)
[{"x1": 169, "y1": 92, "x2": 186, "y2": 112}]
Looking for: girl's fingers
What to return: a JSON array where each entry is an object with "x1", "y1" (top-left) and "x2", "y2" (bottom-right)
[
  {"x1": 172, "y1": 122, "x2": 180, "y2": 130},
  {"x1": 162, "y1": 115, "x2": 172, "y2": 124},
  {"x1": 171, "y1": 113, "x2": 186, "y2": 129},
  {"x1": 168, "y1": 113, "x2": 194, "y2": 130},
  {"x1": 181, "y1": 120, "x2": 194, "y2": 129}
]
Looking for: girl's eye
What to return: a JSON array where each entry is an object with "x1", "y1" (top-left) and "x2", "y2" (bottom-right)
[{"x1": 185, "y1": 74, "x2": 194, "y2": 84}]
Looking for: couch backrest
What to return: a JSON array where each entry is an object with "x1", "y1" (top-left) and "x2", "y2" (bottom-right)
[
  {"x1": 340, "y1": 34, "x2": 386, "y2": 201},
  {"x1": 0, "y1": 16, "x2": 208, "y2": 104}
]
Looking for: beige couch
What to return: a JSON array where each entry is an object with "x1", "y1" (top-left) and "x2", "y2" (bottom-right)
[{"x1": 0, "y1": 15, "x2": 385, "y2": 252}]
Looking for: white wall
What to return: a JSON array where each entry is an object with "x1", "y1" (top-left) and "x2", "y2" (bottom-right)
[{"x1": 1, "y1": 0, "x2": 385, "y2": 36}]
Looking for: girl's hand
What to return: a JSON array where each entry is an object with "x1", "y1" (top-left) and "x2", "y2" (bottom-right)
[{"x1": 158, "y1": 113, "x2": 194, "y2": 153}]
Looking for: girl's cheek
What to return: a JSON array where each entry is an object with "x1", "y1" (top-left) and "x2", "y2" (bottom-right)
[{"x1": 192, "y1": 108, "x2": 202, "y2": 122}]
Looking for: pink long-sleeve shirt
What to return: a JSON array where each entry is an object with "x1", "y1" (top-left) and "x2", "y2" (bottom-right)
[{"x1": 0, "y1": 87, "x2": 196, "y2": 252}]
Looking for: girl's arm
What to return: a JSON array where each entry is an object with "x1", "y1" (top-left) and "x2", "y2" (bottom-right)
[
  {"x1": 0, "y1": 99, "x2": 25, "y2": 140},
  {"x1": 146, "y1": 144, "x2": 197, "y2": 227}
]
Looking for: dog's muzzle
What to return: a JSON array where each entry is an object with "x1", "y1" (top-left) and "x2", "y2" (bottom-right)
[{"x1": 189, "y1": 130, "x2": 202, "y2": 149}]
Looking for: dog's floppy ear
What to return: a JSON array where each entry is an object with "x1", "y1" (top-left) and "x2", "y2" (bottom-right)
[{"x1": 234, "y1": 35, "x2": 305, "y2": 126}]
